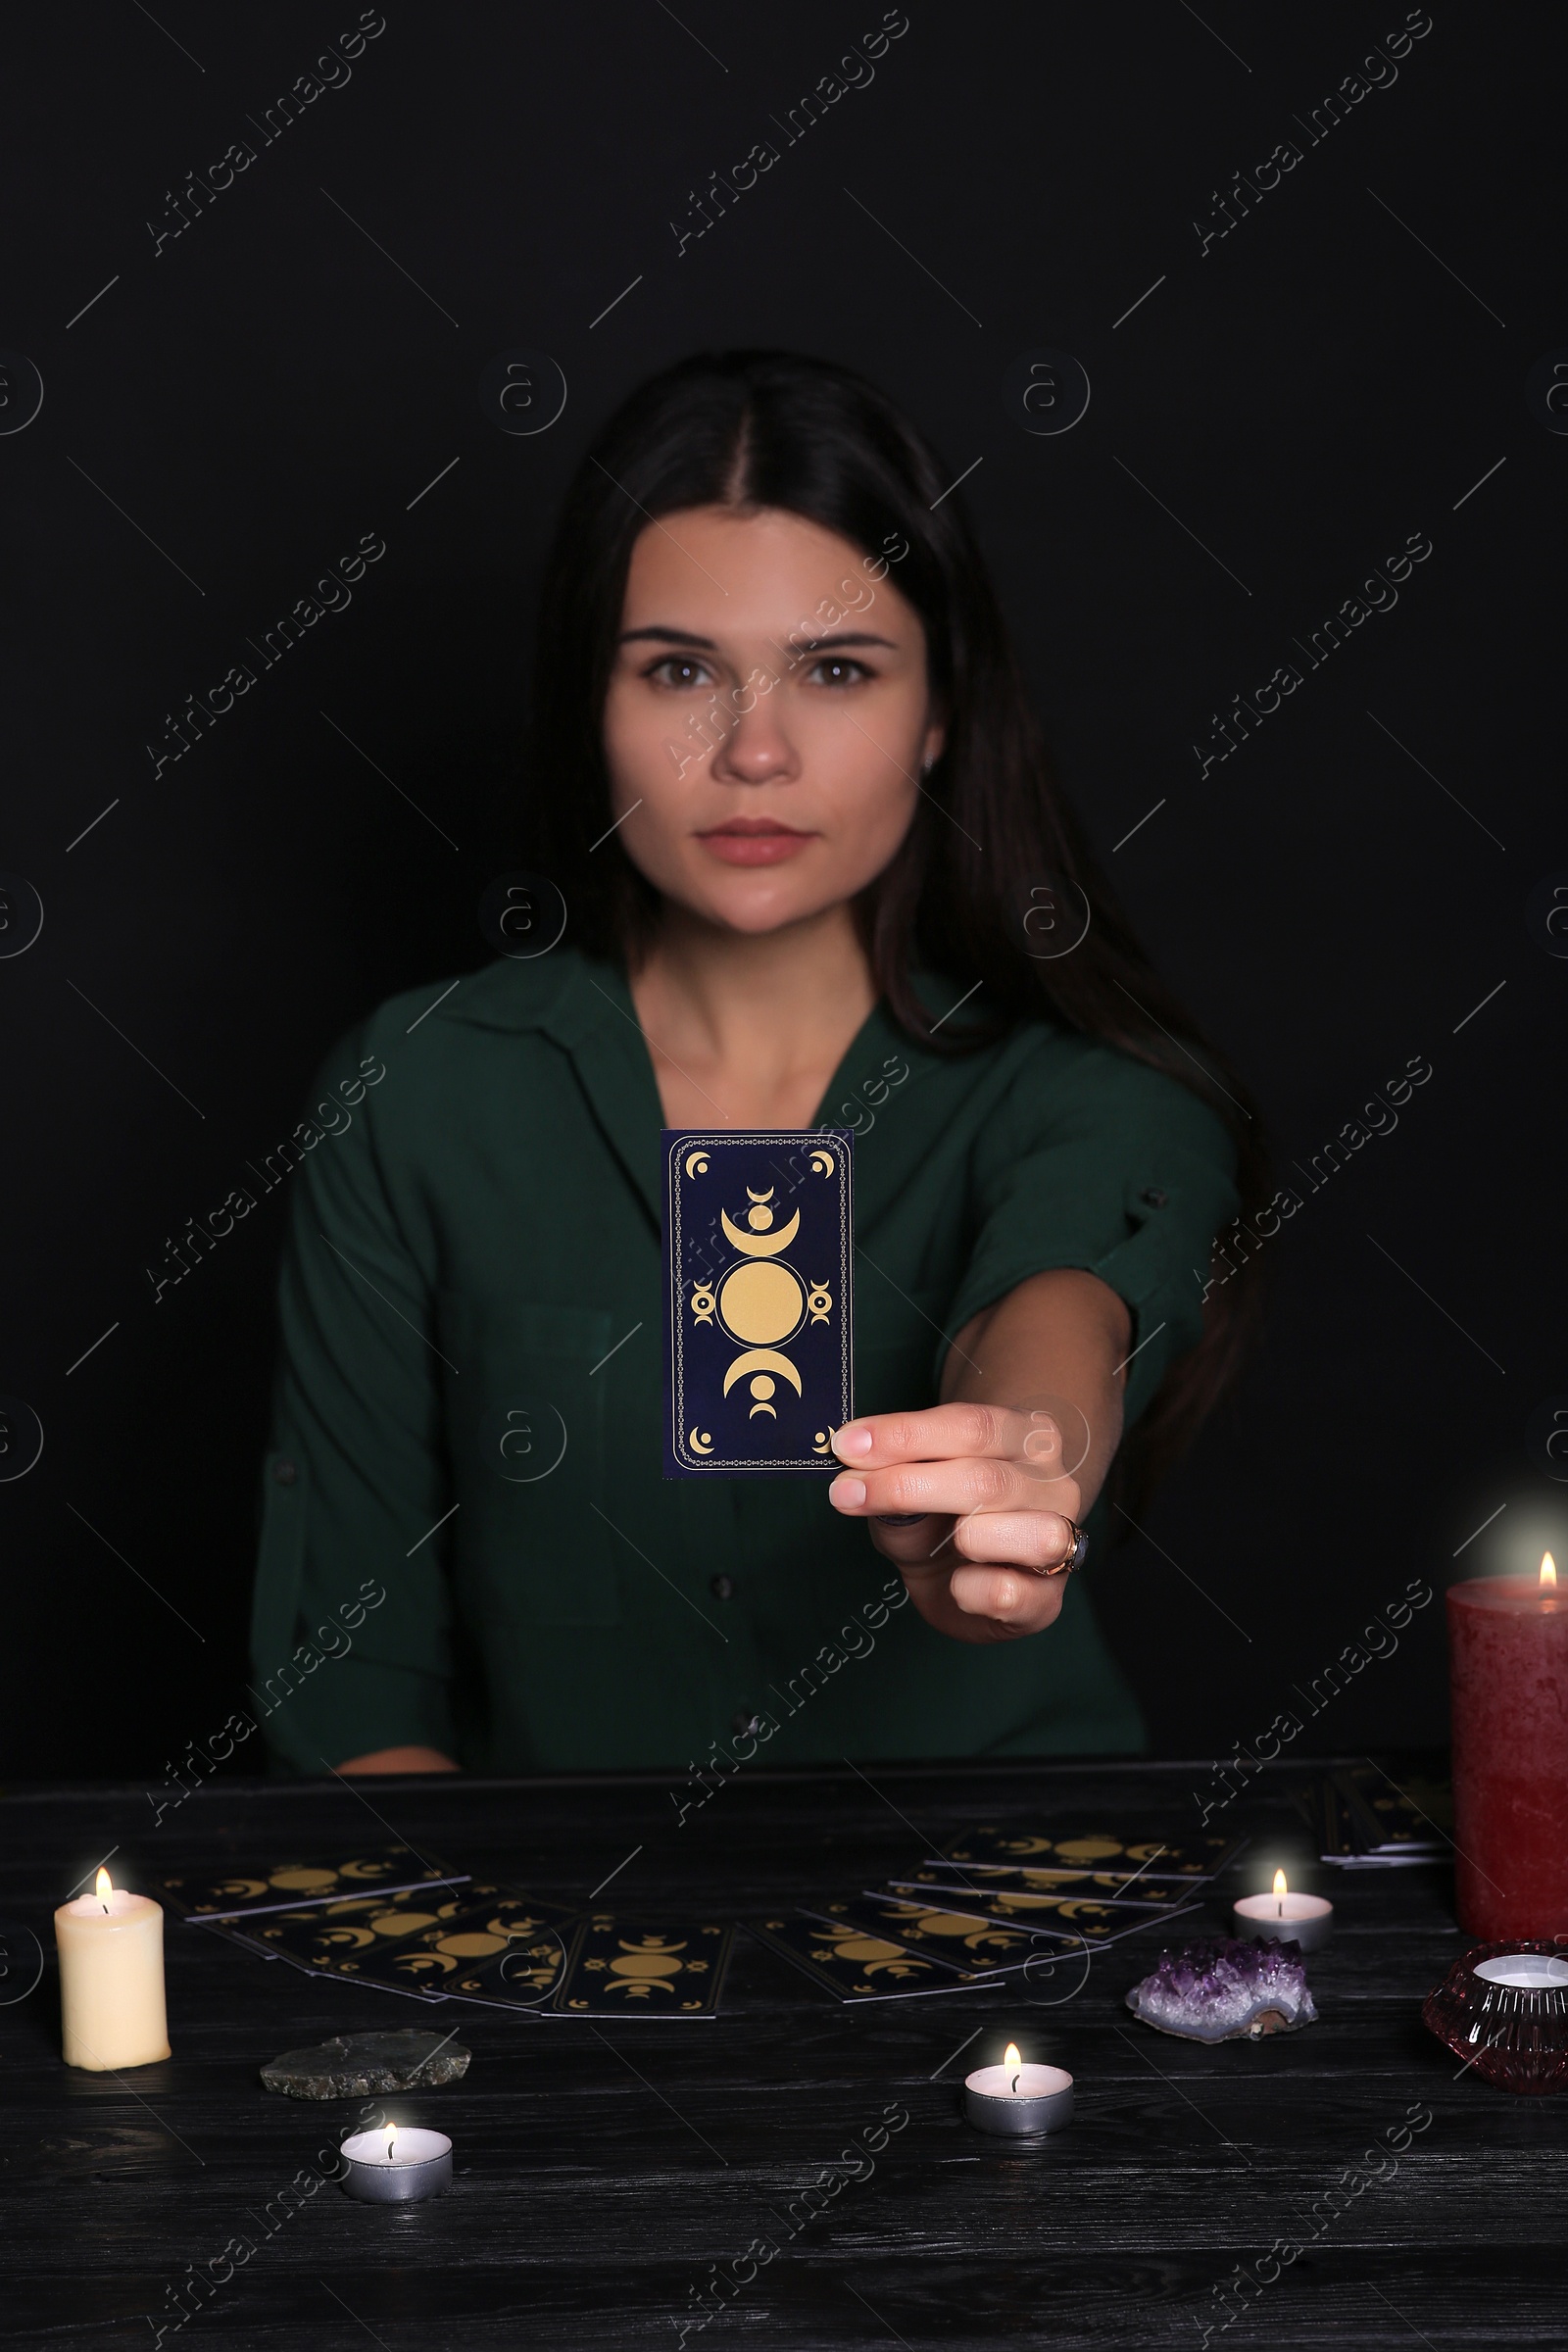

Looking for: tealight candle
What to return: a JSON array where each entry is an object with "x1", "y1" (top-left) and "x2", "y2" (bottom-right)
[
  {"x1": 963, "y1": 2043, "x2": 1074, "y2": 2137},
  {"x1": 1233, "y1": 1871, "x2": 1334, "y2": 1955},
  {"x1": 339, "y1": 2124, "x2": 453, "y2": 2204},
  {"x1": 54, "y1": 1868, "x2": 171, "y2": 2072},
  {"x1": 1472, "y1": 1953, "x2": 1568, "y2": 1990}
]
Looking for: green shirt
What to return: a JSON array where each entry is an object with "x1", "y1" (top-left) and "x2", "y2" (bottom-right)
[{"x1": 251, "y1": 950, "x2": 1237, "y2": 1774}]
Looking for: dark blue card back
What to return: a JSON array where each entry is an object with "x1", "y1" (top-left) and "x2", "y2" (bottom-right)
[{"x1": 662, "y1": 1131, "x2": 853, "y2": 1476}]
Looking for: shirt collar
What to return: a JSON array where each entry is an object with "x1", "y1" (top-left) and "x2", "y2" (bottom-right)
[{"x1": 431, "y1": 949, "x2": 980, "y2": 1231}]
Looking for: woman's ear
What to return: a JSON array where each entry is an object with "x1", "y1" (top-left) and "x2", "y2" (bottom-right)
[{"x1": 920, "y1": 718, "x2": 947, "y2": 775}]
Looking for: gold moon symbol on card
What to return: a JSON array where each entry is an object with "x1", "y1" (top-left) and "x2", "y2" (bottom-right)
[
  {"x1": 684, "y1": 1152, "x2": 710, "y2": 1178},
  {"x1": 720, "y1": 1205, "x2": 799, "y2": 1257},
  {"x1": 718, "y1": 1260, "x2": 804, "y2": 1346},
  {"x1": 689, "y1": 1428, "x2": 712, "y2": 1452},
  {"x1": 723, "y1": 1348, "x2": 802, "y2": 1397},
  {"x1": 809, "y1": 1149, "x2": 835, "y2": 1176},
  {"x1": 747, "y1": 1187, "x2": 773, "y2": 1201}
]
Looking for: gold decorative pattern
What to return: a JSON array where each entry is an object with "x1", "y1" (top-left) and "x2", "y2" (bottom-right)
[{"x1": 668, "y1": 1131, "x2": 853, "y2": 1472}]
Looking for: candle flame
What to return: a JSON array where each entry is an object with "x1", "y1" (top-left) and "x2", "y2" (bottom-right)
[
  {"x1": 1272, "y1": 1870, "x2": 1288, "y2": 1898},
  {"x1": 95, "y1": 1867, "x2": 113, "y2": 1908},
  {"x1": 1543, "y1": 1553, "x2": 1558, "y2": 1590},
  {"x1": 1003, "y1": 2043, "x2": 1021, "y2": 2068}
]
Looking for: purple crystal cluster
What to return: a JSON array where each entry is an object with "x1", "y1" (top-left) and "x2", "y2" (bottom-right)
[{"x1": 1126, "y1": 1935, "x2": 1318, "y2": 2044}]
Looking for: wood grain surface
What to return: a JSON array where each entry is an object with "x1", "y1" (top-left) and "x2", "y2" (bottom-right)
[{"x1": 3, "y1": 1757, "x2": 1561, "y2": 2348}]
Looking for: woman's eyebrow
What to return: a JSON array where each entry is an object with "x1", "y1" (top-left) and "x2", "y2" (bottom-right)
[
  {"x1": 617, "y1": 624, "x2": 719, "y2": 649},
  {"x1": 617, "y1": 625, "x2": 902, "y2": 653},
  {"x1": 788, "y1": 630, "x2": 899, "y2": 653}
]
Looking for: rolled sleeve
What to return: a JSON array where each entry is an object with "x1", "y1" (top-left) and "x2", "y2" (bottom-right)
[
  {"x1": 941, "y1": 1041, "x2": 1239, "y2": 1422},
  {"x1": 249, "y1": 1022, "x2": 458, "y2": 1771}
]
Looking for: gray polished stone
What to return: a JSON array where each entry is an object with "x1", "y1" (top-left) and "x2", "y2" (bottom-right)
[{"x1": 260, "y1": 2028, "x2": 470, "y2": 2101}]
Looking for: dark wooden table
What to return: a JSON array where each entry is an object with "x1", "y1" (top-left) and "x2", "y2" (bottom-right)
[{"x1": 4, "y1": 1758, "x2": 1563, "y2": 2348}]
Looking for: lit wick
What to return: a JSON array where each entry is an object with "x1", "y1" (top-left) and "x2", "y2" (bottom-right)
[
  {"x1": 1273, "y1": 1868, "x2": 1288, "y2": 1918},
  {"x1": 96, "y1": 1866, "x2": 113, "y2": 1915},
  {"x1": 1004, "y1": 2041, "x2": 1021, "y2": 2094},
  {"x1": 1543, "y1": 1552, "x2": 1557, "y2": 1590},
  {"x1": 385, "y1": 2126, "x2": 396, "y2": 2163}
]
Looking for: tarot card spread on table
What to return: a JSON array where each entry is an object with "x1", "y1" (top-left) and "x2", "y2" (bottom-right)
[
  {"x1": 663, "y1": 1130, "x2": 853, "y2": 1476},
  {"x1": 156, "y1": 1845, "x2": 466, "y2": 1919},
  {"x1": 244, "y1": 1886, "x2": 506, "y2": 1998},
  {"x1": 745, "y1": 1915, "x2": 1003, "y2": 2003},
  {"x1": 939, "y1": 1827, "x2": 1246, "y2": 1880},
  {"x1": 552, "y1": 1915, "x2": 734, "y2": 2016}
]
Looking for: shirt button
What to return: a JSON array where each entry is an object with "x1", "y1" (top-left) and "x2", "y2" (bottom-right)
[
  {"x1": 272, "y1": 1459, "x2": 298, "y2": 1486},
  {"x1": 710, "y1": 1575, "x2": 736, "y2": 1600},
  {"x1": 732, "y1": 1709, "x2": 760, "y2": 1737},
  {"x1": 1142, "y1": 1188, "x2": 1168, "y2": 1208}
]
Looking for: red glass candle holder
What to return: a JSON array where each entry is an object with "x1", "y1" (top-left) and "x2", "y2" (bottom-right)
[{"x1": 1422, "y1": 1940, "x2": 1568, "y2": 2094}]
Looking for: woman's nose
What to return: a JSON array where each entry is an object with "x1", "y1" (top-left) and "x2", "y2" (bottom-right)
[{"x1": 710, "y1": 705, "x2": 798, "y2": 785}]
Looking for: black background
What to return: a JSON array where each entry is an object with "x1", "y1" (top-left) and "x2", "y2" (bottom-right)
[{"x1": 4, "y1": 2, "x2": 1561, "y2": 1782}]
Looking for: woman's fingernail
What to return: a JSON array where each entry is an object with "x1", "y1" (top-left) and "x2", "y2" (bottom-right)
[
  {"x1": 833, "y1": 1424, "x2": 873, "y2": 1460},
  {"x1": 829, "y1": 1476, "x2": 866, "y2": 1509}
]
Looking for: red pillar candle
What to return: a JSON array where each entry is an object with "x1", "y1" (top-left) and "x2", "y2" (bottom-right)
[{"x1": 1448, "y1": 1554, "x2": 1568, "y2": 1937}]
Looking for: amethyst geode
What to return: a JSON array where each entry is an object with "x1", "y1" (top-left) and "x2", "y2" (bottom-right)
[{"x1": 1126, "y1": 1936, "x2": 1318, "y2": 2043}]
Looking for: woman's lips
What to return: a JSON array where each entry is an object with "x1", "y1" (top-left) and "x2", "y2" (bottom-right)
[{"x1": 694, "y1": 819, "x2": 816, "y2": 866}]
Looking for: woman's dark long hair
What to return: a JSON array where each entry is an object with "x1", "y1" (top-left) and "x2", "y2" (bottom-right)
[{"x1": 527, "y1": 349, "x2": 1268, "y2": 1505}]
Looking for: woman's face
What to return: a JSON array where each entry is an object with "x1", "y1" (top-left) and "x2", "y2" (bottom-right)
[{"x1": 602, "y1": 505, "x2": 944, "y2": 936}]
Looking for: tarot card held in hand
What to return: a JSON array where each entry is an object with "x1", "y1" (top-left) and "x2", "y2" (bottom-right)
[
  {"x1": 663, "y1": 1129, "x2": 853, "y2": 1476},
  {"x1": 551, "y1": 1914, "x2": 734, "y2": 2016},
  {"x1": 156, "y1": 1845, "x2": 466, "y2": 1919}
]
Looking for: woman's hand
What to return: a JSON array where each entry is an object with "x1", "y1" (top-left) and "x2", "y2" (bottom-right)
[
  {"x1": 828, "y1": 1402, "x2": 1085, "y2": 1642},
  {"x1": 336, "y1": 1745, "x2": 460, "y2": 1774}
]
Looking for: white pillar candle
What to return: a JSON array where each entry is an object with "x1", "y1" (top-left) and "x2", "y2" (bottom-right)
[
  {"x1": 1233, "y1": 1871, "x2": 1334, "y2": 1955},
  {"x1": 54, "y1": 1869, "x2": 171, "y2": 2071}
]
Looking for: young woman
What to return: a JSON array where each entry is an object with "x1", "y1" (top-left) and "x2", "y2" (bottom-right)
[{"x1": 251, "y1": 350, "x2": 1263, "y2": 1778}]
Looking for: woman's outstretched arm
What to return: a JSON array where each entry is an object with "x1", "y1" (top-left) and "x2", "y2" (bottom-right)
[{"x1": 827, "y1": 1267, "x2": 1130, "y2": 1642}]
